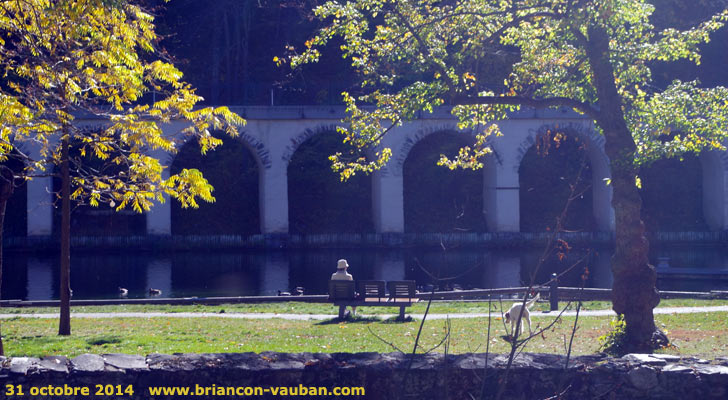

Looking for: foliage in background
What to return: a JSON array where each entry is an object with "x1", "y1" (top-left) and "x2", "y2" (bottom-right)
[
  {"x1": 148, "y1": 0, "x2": 728, "y2": 106},
  {"x1": 156, "y1": 0, "x2": 361, "y2": 106}
]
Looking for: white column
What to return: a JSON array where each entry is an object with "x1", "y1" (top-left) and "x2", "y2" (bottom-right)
[
  {"x1": 259, "y1": 165, "x2": 289, "y2": 233},
  {"x1": 372, "y1": 170, "x2": 405, "y2": 233},
  {"x1": 701, "y1": 151, "x2": 727, "y2": 231},
  {"x1": 483, "y1": 157, "x2": 520, "y2": 232},
  {"x1": 146, "y1": 169, "x2": 172, "y2": 235},
  {"x1": 26, "y1": 176, "x2": 54, "y2": 236}
]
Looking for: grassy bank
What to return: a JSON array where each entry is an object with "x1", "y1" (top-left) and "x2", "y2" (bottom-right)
[{"x1": 1, "y1": 300, "x2": 727, "y2": 358}]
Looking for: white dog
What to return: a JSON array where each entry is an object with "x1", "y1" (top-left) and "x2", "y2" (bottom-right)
[{"x1": 504, "y1": 293, "x2": 540, "y2": 338}]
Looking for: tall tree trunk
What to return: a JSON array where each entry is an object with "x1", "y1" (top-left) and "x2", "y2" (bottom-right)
[
  {"x1": 59, "y1": 132, "x2": 71, "y2": 336},
  {"x1": 586, "y1": 25, "x2": 664, "y2": 352},
  {"x1": 0, "y1": 165, "x2": 15, "y2": 354}
]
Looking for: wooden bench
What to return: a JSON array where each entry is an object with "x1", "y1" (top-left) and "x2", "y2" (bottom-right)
[{"x1": 328, "y1": 280, "x2": 418, "y2": 320}]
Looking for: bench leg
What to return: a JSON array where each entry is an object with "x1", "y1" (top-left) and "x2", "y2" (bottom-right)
[
  {"x1": 399, "y1": 306, "x2": 405, "y2": 321},
  {"x1": 339, "y1": 305, "x2": 346, "y2": 319}
]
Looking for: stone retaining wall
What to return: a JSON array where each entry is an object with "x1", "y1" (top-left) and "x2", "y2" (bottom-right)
[{"x1": 1, "y1": 352, "x2": 727, "y2": 399}]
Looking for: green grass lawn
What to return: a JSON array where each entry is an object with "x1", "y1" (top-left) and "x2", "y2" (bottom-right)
[{"x1": 1, "y1": 300, "x2": 727, "y2": 358}]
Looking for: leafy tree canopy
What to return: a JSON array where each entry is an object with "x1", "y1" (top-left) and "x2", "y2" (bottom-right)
[
  {"x1": 290, "y1": 0, "x2": 728, "y2": 175},
  {"x1": 0, "y1": 0, "x2": 244, "y2": 212}
]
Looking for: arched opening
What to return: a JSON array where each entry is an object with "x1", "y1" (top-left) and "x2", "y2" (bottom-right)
[
  {"x1": 287, "y1": 131, "x2": 373, "y2": 234},
  {"x1": 519, "y1": 131, "x2": 594, "y2": 232},
  {"x1": 403, "y1": 131, "x2": 485, "y2": 233},
  {"x1": 639, "y1": 155, "x2": 706, "y2": 232},
  {"x1": 170, "y1": 134, "x2": 260, "y2": 235}
]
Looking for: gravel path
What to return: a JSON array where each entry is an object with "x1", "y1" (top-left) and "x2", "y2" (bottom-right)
[{"x1": 1, "y1": 305, "x2": 727, "y2": 321}]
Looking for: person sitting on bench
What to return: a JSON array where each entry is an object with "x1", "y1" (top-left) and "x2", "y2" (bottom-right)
[{"x1": 331, "y1": 259, "x2": 357, "y2": 316}]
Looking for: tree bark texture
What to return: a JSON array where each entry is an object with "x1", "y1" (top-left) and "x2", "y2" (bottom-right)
[
  {"x1": 0, "y1": 165, "x2": 14, "y2": 354},
  {"x1": 59, "y1": 133, "x2": 71, "y2": 336},
  {"x1": 585, "y1": 25, "x2": 663, "y2": 352}
]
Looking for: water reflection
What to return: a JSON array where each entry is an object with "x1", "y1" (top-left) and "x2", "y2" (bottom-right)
[
  {"x1": 259, "y1": 253, "x2": 288, "y2": 296},
  {"x1": 372, "y1": 252, "x2": 405, "y2": 282},
  {"x1": 147, "y1": 260, "x2": 172, "y2": 298},
  {"x1": 2, "y1": 245, "x2": 728, "y2": 300},
  {"x1": 485, "y1": 253, "x2": 521, "y2": 289},
  {"x1": 27, "y1": 258, "x2": 51, "y2": 300}
]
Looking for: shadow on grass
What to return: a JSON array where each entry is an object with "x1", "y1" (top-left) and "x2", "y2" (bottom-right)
[
  {"x1": 316, "y1": 315, "x2": 417, "y2": 325},
  {"x1": 381, "y1": 316, "x2": 415, "y2": 324},
  {"x1": 316, "y1": 315, "x2": 381, "y2": 325},
  {"x1": 87, "y1": 335, "x2": 123, "y2": 346}
]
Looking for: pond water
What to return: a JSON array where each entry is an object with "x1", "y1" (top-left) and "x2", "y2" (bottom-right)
[{"x1": 3, "y1": 245, "x2": 728, "y2": 300}]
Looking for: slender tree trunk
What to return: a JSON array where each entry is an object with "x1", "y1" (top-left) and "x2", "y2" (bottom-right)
[
  {"x1": 585, "y1": 25, "x2": 663, "y2": 352},
  {"x1": 0, "y1": 165, "x2": 15, "y2": 354},
  {"x1": 59, "y1": 132, "x2": 71, "y2": 336}
]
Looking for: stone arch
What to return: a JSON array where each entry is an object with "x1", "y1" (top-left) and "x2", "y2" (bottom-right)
[
  {"x1": 286, "y1": 128, "x2": 373, "y2": 234},
  {"x1": 400, "y1": 128, "x2": 487, "y2": 233},
  {"x1": 513, "y1": 122, "x2": 607, "y2": 170},
  {"x1": 515, "y1": 122, "x2": 614, "y2": 232},
  {"x1": 169, "y1": 132, "x2": 261, "y2": 235},
  {"x1": 280, "y1": 124, "x2": 342, "y2": 167},
  {"x1": 169, "y1": 129, "x2": 271, "y2": 171},
  {"x1": 389, "y1": 124, "x2": 484, "y2": 177}
]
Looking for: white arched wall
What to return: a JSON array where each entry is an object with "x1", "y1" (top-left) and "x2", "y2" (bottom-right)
[
  {"x1": 281, "y1": 123, "x2": 382, "y2": 234},
  {"x1": 379, "y1": 121, "x2": 478, "y2": 233},
  {"x1": 23, "y1": 106, "x2": 728, "y2": 237},
  {"x1": 487, "y1": 117, "x2": 615, "y2": 232},
  {"x1": 150, "y1": 123, "x2": 270, "y2": 235},
  {"x1": 262, "y1": 112, "x2": 367, "y2": 233}
]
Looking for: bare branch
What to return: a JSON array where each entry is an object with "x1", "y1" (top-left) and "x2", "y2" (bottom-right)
[{"x1": 367, "y1": 326, "x2": 405, "y2": 353}]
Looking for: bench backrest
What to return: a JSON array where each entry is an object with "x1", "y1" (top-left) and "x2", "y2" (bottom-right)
[
  {"x1": 328, "y1": 280, "x2": 356, "y2": 300},
  {"x1": 357, "y1": 280, "x2": 385, "y2": 300},
  {"x1": 387, "y1": 280, "x2": 416, "y2": 298}
]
